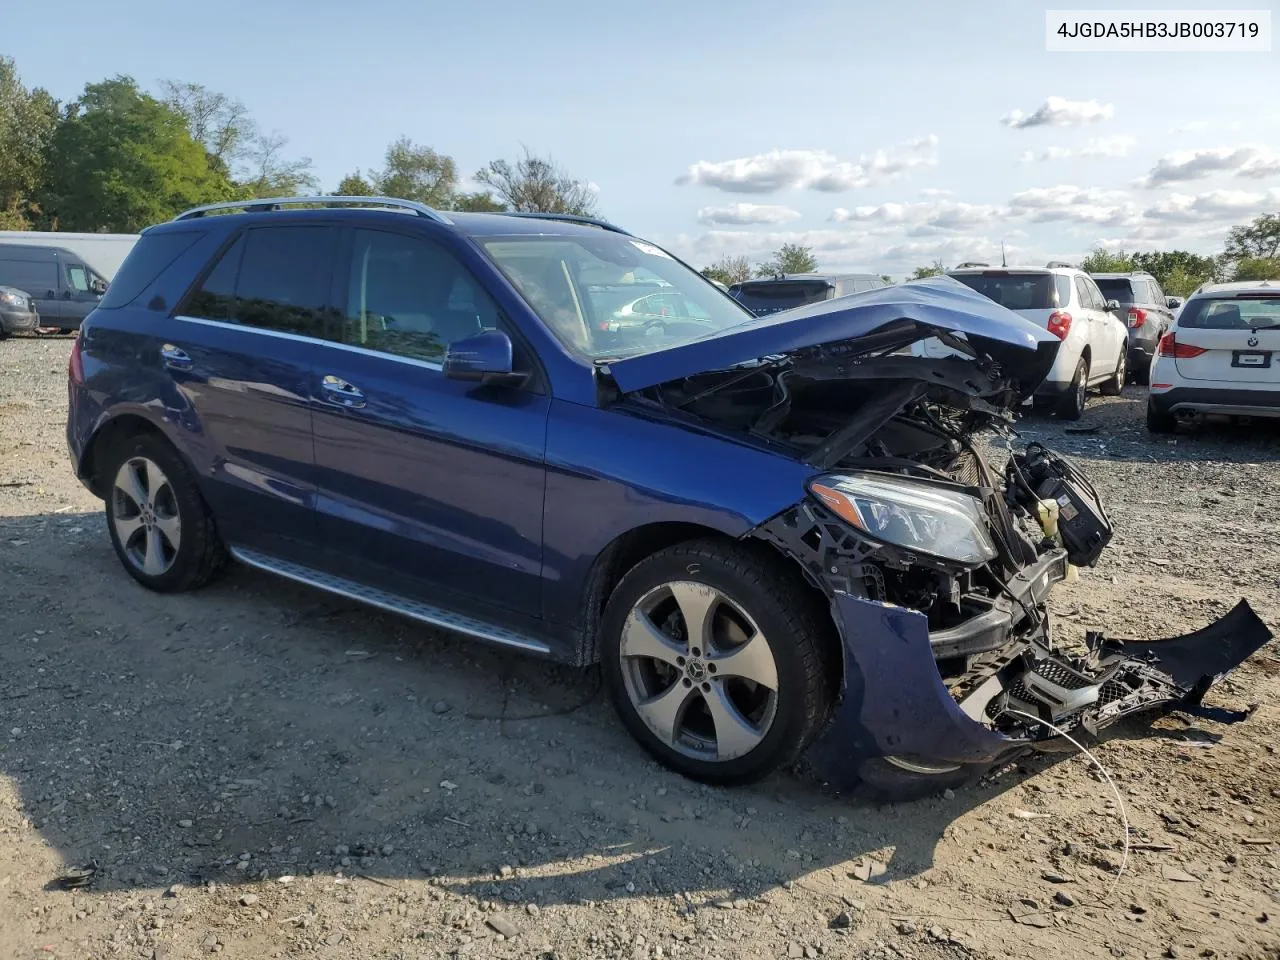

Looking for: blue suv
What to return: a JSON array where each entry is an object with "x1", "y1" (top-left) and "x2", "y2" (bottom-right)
[{"x1": 66, "y1": 197, "x2": 1268, "y2": 797}]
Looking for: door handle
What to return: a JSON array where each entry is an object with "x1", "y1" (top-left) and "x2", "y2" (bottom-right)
[
  {"x1": 321, "y1": 374, "x2": 366, "y2": 408},
  {"x1": 160, "y1": 344, "x2": 192, "y2": 370}
]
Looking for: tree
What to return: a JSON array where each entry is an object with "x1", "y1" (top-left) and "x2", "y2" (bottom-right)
[
  {"x1": 701, "y1": 255, "x2": 751, "y2": 285},
  {"x1": 0, "y1": 56, "x2": 58, "y2": 228},
  {"x1": 1129, "y1": 250, "x2": 1221, "y2": 295},
  {"x1": 334, "y1": 172, "x2": 375, "y2": 196},
  {"x1": 909, "y1": 259, "x2": 946, "y2": 279},
  {"x1": 1080, "y1": 246, "x2": 1133, "y2": 273},
  {"x1": 372, "y1": 137, "x2": 457, "y2": 207},
  {"x1": 1231, "y1": 257, "x2": 1280, "y2": 282},
  {"x1": 158, "y1": 81, "x2": 252, "y2": 168},
  {"x1": 1224, "y1": 213, "x2": 1280, "y2": 261},
  {"x1": 451, "y1": 191, "x2": 507, "y2": 212},
  {"x1": 754, "y1": 243, "x2": 818, "y2": 277},
  {"x1": 37, "y1": 77, "x2": 236, "y2": 232},
  {"x1": 475, "y1": 147, "x2": 597, "y2": 216},
  {"x1": 239, "y1": 129, "x2": 317, "y2": 198}
]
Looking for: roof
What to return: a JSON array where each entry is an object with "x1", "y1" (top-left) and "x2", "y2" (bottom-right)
[
  {"x1": 1090, "y1": 271, "x2": 1155, "y2": 279},
  {"x1": 733, "y1": 272, "x2": 884, "y2": 284},
  {"x1": 1192, "y1": 280, "x2": 1280, "y2": 297},
  {"x1": 948, "y1": 265, "x2": 1080, "y2": 274}
]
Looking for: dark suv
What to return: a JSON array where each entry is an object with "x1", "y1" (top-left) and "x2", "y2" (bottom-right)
[
  {"x1": 64, "y1": 197, "x2": 1267, "y2": 798},
  {"x1": 727, "y1": 273, "x2": 889, "y2": 316},
  {"x1": 1090, "y1": 272, "x2": 1177, "y2": 383}
]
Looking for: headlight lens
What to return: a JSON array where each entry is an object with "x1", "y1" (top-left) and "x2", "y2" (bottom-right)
[
  {"x1": 808, "y1": 473, "x2": 998, "y2": 565},
  {"x1": 0, "y1": 290, "x2": 25, "y2": 308}
]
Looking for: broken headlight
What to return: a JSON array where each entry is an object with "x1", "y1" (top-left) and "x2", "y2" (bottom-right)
[{"x1": 808, "y1": 473, "x2": 998, "y2": 565}]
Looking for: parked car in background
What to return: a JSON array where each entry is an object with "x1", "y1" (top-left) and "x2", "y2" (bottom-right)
[
  {"x1": 0, "y1": 243, "x2": 111, "y2": 332},
  {"x1": 0, "y1": 285, "x2": 40, "y2": 338},
  {"x1": 1147, "y1": 280, "x2": 1280, "y2": 432},
  {"x1": 64, "y1": 197, "x2": 1269, "y2": 799},
  {"x1": 728, "y1": 272, "x2": 890, "y2": 316},
  {"x1": 0, "y1": 231, "x2": 138, "y2": 282},
  {"x1": 1090, "y1": 271, "x2": 1176, "y2": 384},
  {"x1": 940, "y1": 265, "x2": 1128, "y2": 419}
]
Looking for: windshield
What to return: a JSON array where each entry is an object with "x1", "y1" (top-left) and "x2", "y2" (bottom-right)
[
  {"x1": 478, "y1": 234, "x2": 752, "y2": 360},
  {"x1": 729, "y1": 280, "x2": 832, "y2": 315},
  {"x1": 950, "y1": 271, "x2": 1067, "y2": 310},
  {"x1": 1094, "y1": 278, "x2": 1137, "y2": 303},
  {"x1": 1180, "y1": 296, "x2": 1280, "y2": 329}
]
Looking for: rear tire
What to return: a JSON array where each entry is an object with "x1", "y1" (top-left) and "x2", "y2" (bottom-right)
[
  {"x1": 1056, "y1": 358, "x2": 1089, "y2": 420},
  {"x1": 1099, "y1": 348, "x2": 1126, "y2": 396},
  {"x1": 601, "y1": 539, "x2": 835, "y2": 785},
  {"x1": 1132, "y1": 354, "x2": 1151, "y2": 385},
  {"x1": 102, "y1": 433, "x2": 227, "y2": 592},
  {"x1": 1146, "y1": 398, "x2": 1177, "y2": 434}
]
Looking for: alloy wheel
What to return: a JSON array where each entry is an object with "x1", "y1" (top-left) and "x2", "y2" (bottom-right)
[
  {"x1": 111, "y1": 456, "x2": 181, "y2": 576},
  {"x1": 619, "y1": 581, "x2": 780, "y2": 762}
]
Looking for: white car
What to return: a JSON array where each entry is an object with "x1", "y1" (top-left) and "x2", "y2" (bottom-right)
[
  {"x1": 1146, "y1": 280, "x2": 1280, "y2": 433},
  {"x1": 923, "y1": 265, "x2": 1129, "y2": 419}
]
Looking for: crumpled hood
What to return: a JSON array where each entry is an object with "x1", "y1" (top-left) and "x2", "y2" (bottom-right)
[{"x1": 606, "y1": 275, "x2": 1061, "y2": 395}]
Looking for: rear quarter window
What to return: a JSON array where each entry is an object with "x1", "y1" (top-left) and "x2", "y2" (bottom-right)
[{"x1": 99, "y1": 230, "x2": 203, "y2": 309}]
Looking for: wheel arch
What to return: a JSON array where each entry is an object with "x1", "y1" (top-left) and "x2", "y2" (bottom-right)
[{"x1": 79, "y1": 412, "x2": 181, "y2": 499}]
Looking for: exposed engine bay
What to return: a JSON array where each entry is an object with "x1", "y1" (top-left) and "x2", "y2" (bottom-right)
[{"x1": 625, "y1": 347, "x2": 1272, "y2": 761}]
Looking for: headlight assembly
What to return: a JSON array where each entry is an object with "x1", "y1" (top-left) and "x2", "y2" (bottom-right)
[
  {"x1": 0, "y1": 289, "x2": 26, "y2": 309},
  {"x1": 808, "y1": 473, "x2": 998, "y2": 565}
]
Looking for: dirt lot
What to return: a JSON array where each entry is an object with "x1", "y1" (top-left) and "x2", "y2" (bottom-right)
[{"x1": 2, "y1": 335, "x2": 1279, "y2": 960}]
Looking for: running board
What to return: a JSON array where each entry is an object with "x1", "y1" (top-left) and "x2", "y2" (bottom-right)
[{"x1": 229, "y1": 546, "x2": 552, "y2": 656}]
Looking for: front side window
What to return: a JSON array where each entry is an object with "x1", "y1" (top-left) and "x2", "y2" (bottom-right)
[
  {"x1": 66, "y1": 265, "x2": 90, "y2": 292},
  {"x1": 343, "y1": 229, "x2": 503, "y2": 363},
  {"x1": 479, "y1": 233, "x2": 751, "y2": 359},
  {"x1": 183, "y1": 226, "x2": 339, "y2": 338}
]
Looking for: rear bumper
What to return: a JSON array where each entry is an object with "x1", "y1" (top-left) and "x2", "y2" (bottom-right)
[
  {"x1": 1150, "y1": 385, "x2": 1280, "y2": 419},
  {"x1": 0, "y1": 308, "x2": 40, "y2": 333}
]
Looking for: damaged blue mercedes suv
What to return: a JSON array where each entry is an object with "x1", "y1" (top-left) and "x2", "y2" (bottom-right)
[{"x1": 65, "y1": 197, "x2": 1271, "y2": 797}]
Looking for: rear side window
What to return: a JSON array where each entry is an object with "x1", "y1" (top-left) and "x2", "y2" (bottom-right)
[
  {"x1": 1180, "y1": 297, "x2": 1280, "y2": 329},
  {"x1": 183, "y1": 225, "x2": 340, "y2": 338},
  {"x1": 951, "y1": 272, "x2": 1063, "y2": 310},
  {"x1": 99, "y1": 230, "x2": 202, "y2": 308},
  {"x1": 0, "y1": 257, "x2": 58, "y2": 292}
]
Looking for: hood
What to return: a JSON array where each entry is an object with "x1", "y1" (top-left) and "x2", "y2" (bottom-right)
[{"x1": 606, "y1": 276, "x2": 1061, "y2": 394}]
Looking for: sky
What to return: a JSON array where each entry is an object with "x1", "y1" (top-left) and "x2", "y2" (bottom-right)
[{"x1": 8, "y1": 0, "x2": 1280, "y2": 276}]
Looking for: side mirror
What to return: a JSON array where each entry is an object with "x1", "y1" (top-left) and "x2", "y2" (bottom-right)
[
  {"x1": 1105, "y1": 299, "x2": 1121, "y2": 311},
  {"x1": 443, "y1": 329, "x2": 525, "y2": 385},
  {"x1": 1166, "y1": 296, "x2": 1182, "y2": 309},
  {"x1": 91, "y1": 279, "x2": 107, "y2": 296}
]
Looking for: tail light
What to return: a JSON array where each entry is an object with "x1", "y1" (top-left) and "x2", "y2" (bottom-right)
[
  {"x1": 1127, "y1": 307, "x2": 1146, "y2": 328},
  {"x1": 68, "y1": 332, "x2": 85, "y2": 385},
  {"x1": 1156, "y1": 332, "x2": 1207, "y2": 359},
  {"x1": 1046, "y1": 311, "x2": 1072, "y2": 339}
]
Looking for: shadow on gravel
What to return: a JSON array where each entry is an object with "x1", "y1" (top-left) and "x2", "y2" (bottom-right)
[{"x1": 0, "y1": 510, "x2": 1108, "y2": 910}]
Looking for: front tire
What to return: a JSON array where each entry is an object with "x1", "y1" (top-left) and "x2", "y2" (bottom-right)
[
  {"x1": 1056, "y1": 357, "x2": 1089, "y2": 420},
  {"x1": 856, "y1": 756, "x2": 985, "y2": 801},
  {"x1": 601, "y1": 539, "x2": 835, "y2": 785},
  {"x1": 103, "y1": 433, "x2": 227, "y2": 592}
]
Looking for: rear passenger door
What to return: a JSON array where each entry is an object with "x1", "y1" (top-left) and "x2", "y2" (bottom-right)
[
  {"x1": 171, "y1": 223, "x2": 340, "y2": 552},
  {"x1": 309, "y1": 226, "x2": 550, "y2": 619}
]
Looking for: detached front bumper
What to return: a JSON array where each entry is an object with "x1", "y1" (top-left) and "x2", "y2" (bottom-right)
[{"x1": 805, "y1": 588, "x2": 1273, "y2": 790}]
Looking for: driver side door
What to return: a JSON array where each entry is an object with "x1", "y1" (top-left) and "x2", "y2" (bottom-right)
[{"x1": 309, "y1": 226, "x2": 552, "y2": 619}]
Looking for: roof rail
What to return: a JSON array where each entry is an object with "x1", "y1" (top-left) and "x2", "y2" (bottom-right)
[
  {"x1": 500, "y1": 211, "x2": 633, "y2": 236},
  {"x1": 1045, "y1": 260, "x2": 1076, "y2": 269},
  {"x1": 172, "y1": 195, "x2": 453, "y2": 224},
  {"x1": 955, "y1": 261, "x2": 989, "y2": 268}
]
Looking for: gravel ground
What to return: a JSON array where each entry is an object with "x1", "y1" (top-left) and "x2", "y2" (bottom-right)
[{"x1": 2, "y1": 334, "x2": 1278, "y2": 960}]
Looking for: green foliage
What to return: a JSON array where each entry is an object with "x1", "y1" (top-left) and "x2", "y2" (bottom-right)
[
  {"x1": 334, "y1": 172, "x2": 375, "y2": 196},
  {"x1": 1080, "y1": 246, "x2": 1132, "y2": 273},
  {"x1": 1128, "y1": 250, "x2": 1221, "y2": 296},
  {"x1": 372, "y1": 137, "x2": 457, "y2": 207},
  {"x1": 1231, "y1": 257, "x2": 1280, "y2": 282},
  {"x1": 0, "y1": 57, "x2": 58, "y2": 228},
  {"x1": 475, "y1": 147, "x2": 597, "y2": 216},
  {"x1": 909, "y1": 259, "x2": 946, "y2": 279},
  {"x1": 701, "y1": 255, "x2": 751, "y2": 286},
  {"x1": 451, "y1": 191, "x2": 507, "y2": 212},
  {"x1": 1224, "y1": 212, "x2": 1280, "y2": 261},
  {"x1": 754, "y1": 243, "x2": 817, "y2": 277},
  {"x1": 37, "y1": 77, "x2": 237, "y2": 231}
]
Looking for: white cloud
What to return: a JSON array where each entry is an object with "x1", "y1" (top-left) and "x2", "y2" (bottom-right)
[
  {"x1": 696, "y1": 203, "x2": 802, "y2": 225},
  {"x1": 1017, "y1": 136, "x2": 1137, "y2": 163},
  {"x1": 830, "y1": 200, "x2": 1001, "y2": 235},
  {"x1": 676, "y1": 136, "x2": 939, "y2": 194},
  {"x1": 918, "y1": 187, "x2": 953, "y2": 198},
  {"x1": 1142, "y1": 188, "x2": 1280, "y2": 223},
  {"x1": 1008, "y1": 185, "x2": 1137, "y2": 227},
  {"x1": 1168, "y1": 120, "x2": 1209, "y2": 135},
  {"x1": 1140, "y1": 145, "x2": 1280, "y2": 186},
  {"x1": 1001, "y1": 97, "x2": 1114, "y2": 129}
]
